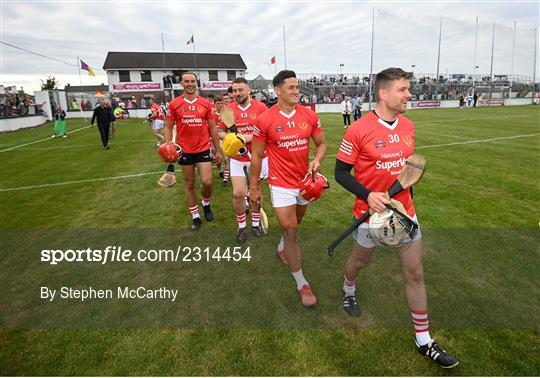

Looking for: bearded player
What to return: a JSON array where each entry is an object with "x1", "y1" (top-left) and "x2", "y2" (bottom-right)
[
  {"x1": 220, "y1": 77, "x2": 268, "y2": 243},
  {"x1": 164, "y1": 72, "x2": 222, "y2": 230},
  {"x1": 334, "y1": 67, "x2": 459, "y2": 368},
  {"x1": 250, "y1": 70, "x2": 327, "y2": 308}
]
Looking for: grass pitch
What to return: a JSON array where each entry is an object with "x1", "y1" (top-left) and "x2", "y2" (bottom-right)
[{"x1": 1, "y1": 105, "x2": 539, "y2": 375}]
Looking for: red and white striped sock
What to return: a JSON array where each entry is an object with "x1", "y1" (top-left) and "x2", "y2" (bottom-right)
[
  {"x1": 223, "y1": 170, "x2": 230, "y2": 181},
  {"x1": 251, "y1": 211, "x2": 260, "y2": 227},
  {"x1": 202, "y1": 197, "x2": 211, "y2": 207},
  {"x1": 236, "y1": 211, "x2": 247, "y2": 228},
  {"x1": 189, "y1": 204, "x2": 200, "y2": 220},
  {"x1": 343, "y1": 275, "x2": 357, "y2": 296},
  {"x1": 411, "y1": 309, "x2": 432, "y2": 346}
]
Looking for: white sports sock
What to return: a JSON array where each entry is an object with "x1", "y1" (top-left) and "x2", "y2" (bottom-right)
[
  {"x1": 416, "y1": 332, "x2": 433, "y2": 346},
  {"x1": 277, "y1": 236, "x2": 284, "y2": 252},
  {"x1": 343, "y1": 275, "x2": 356, "y2": 296},
  {"x1": 292, "y1": 269, "x2": 308, "y2": 290}
]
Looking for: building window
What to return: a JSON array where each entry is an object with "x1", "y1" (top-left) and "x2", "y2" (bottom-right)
[
  {"x1": 119, "y1": 70, "x2": 130, "y2": 82},
  {"x1": 141, "y1": 70, "x2": 152, "y2": 82},
  {"x1": 208, "y1": 70, "x2": 218, "y2": 81},
  {"x1": 227, "y1": 70, "x2": 236, "y2": 81}
]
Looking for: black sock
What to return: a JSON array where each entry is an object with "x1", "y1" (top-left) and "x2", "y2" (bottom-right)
[{"x1": 166, "y1": 164, "x2": 175, "y2": 173}]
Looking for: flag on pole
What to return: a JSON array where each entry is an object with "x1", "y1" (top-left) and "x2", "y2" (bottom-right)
[
  {"x1": 270, "y1": 56, "x2": 276, "y2": 65},
  {"x1": 80, "y1": 59, "x2": 95, "y2": 77},
  {"x1": 186, "y1": 35, "x2": 194, "y2": 45}
]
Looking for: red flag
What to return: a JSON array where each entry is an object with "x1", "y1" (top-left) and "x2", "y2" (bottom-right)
[{"x1": 270, "y1": 56, "x2": 276, "y2": 65}]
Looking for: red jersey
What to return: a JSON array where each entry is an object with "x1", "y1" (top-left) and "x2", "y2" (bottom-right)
[
  {"x1": 151, "y1": 103, "x2": 164, "y2": 120},
  {"x1": 253, "y1": 104, "x2": 322, "y2": 189},
  {"x1": 224, "y1": 99, "x2": 268, "y2": 162},
  {"x1": 214, "y1": 109, "x2": 223, "y2": 133},
  {"x1": 336, "y1": 111, "x2": 416, "y2": 219},
  {"x1": 166, "y1": 96, "x2": 214, "y2": 153}
]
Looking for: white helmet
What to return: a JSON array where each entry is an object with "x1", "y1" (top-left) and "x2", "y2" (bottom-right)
[{"x1": 368, "y1": 200, "x2": 418, "y2": 247}]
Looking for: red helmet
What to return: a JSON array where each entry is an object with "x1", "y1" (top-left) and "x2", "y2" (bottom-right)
[
  {"x1": 299, "y1": 171, "x2": 329, "y2": 202},
  {"x1": 157, "y1": 142, "x2": 182, "y2": 163}
]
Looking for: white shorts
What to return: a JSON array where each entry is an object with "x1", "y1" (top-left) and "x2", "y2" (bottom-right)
[
  {"x1": 352, "y1": 214, "x2": 422, "y2": 248},
  {"x1": 152, "y1": 119, "x2": 164, "y2": 130},
  {"x1": 269, "y1": 185, "x2": 310, "y2": 208},
  {"x1": 230, "y1": 156, "x2": 268, "y2": 179}
]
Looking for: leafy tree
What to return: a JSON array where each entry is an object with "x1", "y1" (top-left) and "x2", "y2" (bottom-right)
[{"x1": 40, "y1": 76, "x2": 58, "y2": 90}]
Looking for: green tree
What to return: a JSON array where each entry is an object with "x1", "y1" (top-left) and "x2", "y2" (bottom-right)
[{"x1": 40, "y1": 76, "x2": 58, "y2": 90}]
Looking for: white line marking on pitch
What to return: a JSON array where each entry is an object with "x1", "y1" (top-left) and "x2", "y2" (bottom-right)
[
  {"x1": 1, "y1": 132, "x2": 538, "y2": 192},
  {"x1": 0, "y1": 171, "x2": 163, "y2": 192},
  {"x1": 0, "y1": 126, "x2": 91, "y2": 153},
  {"x1": 415, "y1": 133, "x2": 540, "y2": 149},
  {"x1": 323, "y1": 133, "x2": 540, "y2": 158}
]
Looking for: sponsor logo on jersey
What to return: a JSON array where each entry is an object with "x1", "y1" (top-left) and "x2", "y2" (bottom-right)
[
  {"x1": 183, "y1": 117, "x2": 204, "y2": 125},
  {"x1": 374, "y1": 140, "x2": 386, "y2": 149},
  {"x1": 376, "y1": 157, "x2": 406, "y2": 172},
  {"x1": 276, "y1": 138, "x2": 308, "y2": 149},
  {"x1": 298, "y1": 121, "x2": 308, "y2": 130},
  {"x1": 274, "y1": 126, "x2": 285, "y2": 133}
]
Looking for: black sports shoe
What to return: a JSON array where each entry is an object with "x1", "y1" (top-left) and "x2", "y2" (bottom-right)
[
  {"x1": 222, "y1": 179, "x2": 229, "y2": 187},
  {"x1": 202, "y1": 204, "x2": 214, "y2": 221},
  {"x1": 252, "y1": 225, "x2": 263, "y2": 238},
  {"x1": 342, "y1": 290, "x2": 361, "y2": 317},
  {"x1": 416, "y1": 340, "x2": 459, "y2": 369},
  {"x1": 236, "y1": 228, "x2": 247, "y2": 244},
  {"x1": 218, "y1": 170, "x2": 224, "y2": 179},
  {"x1": 191, "y1": 217, "x2": 202, "y2": 230}
]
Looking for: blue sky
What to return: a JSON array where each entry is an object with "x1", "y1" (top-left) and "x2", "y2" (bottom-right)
[{"x1": 1, "y1": 0, "x2": 538, "y2": 92}]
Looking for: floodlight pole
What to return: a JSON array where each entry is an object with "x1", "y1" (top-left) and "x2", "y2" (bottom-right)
[
  {"x1": 434, "y1": 17, "x2": 442, "y2": 103},
  {"x1": 283, "y1": 26, "x2": 287, "y2": 70},
  {"x1": 368, "y1": 7, "x2": 375, "y2": 110},
  {"x1": 488, "y1": 22, "x2": 495, "y2": 104},
  {"x1": 472, "y1": 16, "x2": 478, "y2": 98},
  {"x1": 161, "y1": 33, "x2": 167, "y2": 101},
  {"x1": 532, "y1": 27, "x2": 537, "y2": 104},
  {"x1": 508, "y1": 21, "x2": 516, "y2": 104}
]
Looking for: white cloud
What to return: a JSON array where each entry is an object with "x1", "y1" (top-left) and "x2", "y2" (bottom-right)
[{"x1": 1, "y1": 0, "x2": 538, "y2": 92}]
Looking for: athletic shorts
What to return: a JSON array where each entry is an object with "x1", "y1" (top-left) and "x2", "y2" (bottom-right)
[
  {"x1": 178, "y1": 149, "x2": 212, "y2": 166},
  {"x1": 269, "y1": 185, "x2": 309, "y2": 208},
  {"x1": 230, "y1": 156, "x2": 269, "y2": 179},
  {"x1": 352, "y1": 214, "x2": 422, "y2": 248},
  {"x1": 152, "y1": 119, "x2": 164, "y2": 130}
]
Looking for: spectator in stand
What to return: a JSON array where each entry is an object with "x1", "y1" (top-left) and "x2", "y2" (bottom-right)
[
  {"x1": 473, "y1": 92, "x2": 479, "y2": 107},
  {"x1": 140, "y1": 97, "x2": 146, "y2": 109}
]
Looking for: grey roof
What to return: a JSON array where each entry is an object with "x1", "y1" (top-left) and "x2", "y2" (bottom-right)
[
  {"x1": 103, "y1": 52, "x2": 247, "y2": 70},
  {"x1": 64, "y1": 84, "x2": 109, "y2": 93}
]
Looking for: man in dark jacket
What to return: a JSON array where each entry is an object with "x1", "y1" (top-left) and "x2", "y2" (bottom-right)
[{"x1": 91, "y1": 99, "x2": 114, "y2": 149}]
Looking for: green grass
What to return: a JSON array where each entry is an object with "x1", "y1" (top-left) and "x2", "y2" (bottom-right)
[{"x1": 1, "y1": 106, "x2": 539, "y2": 375}]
